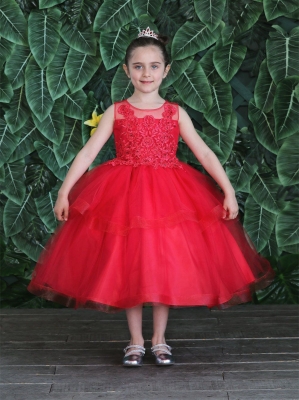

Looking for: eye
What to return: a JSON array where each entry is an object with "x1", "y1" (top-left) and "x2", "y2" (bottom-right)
[
  {"x1": 134, "y1": 65, "x2": 142, "y2": 69},
  {"x1": 152, "y1": 65, "x2": 158, "y2": 69}
]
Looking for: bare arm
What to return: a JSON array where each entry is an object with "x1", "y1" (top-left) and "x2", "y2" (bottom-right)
[
  {"x1": 179, "y1": 106, "x2": 238, "y2": 219},
  {"x1": 54, "y1": 104, "x2": 114, "y2": 221}
]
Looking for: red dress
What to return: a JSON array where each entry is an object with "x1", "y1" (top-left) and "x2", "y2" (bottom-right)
[{"x1": 27, "y1": 100, "x2": 275, "y2": 312}]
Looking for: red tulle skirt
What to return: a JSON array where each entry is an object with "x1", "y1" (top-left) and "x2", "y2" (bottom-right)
[{"x1": 27, "y1": 162, "x2": 275, "y2": 312}]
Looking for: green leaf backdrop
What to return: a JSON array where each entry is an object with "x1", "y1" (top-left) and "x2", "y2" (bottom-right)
[{"x1": 0, "y1": 0, "x2": 298, "y2": 308}]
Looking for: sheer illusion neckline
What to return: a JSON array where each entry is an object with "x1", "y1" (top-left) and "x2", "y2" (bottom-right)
[{"x1": 125, "y1": 99, "x2": 167, "y2": 110}]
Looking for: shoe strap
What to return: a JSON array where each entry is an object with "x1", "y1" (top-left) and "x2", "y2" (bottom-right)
[
  {"x1": 151, "y1": 343, "x2": 172, "y2": 355},
  {"x1": 123, "y1": 344, "x2": 145, "y2": 356}
]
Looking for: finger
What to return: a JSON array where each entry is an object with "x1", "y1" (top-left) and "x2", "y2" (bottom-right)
[{"x1": 64, "y1": 209, "x2": 68, "y2": 221}]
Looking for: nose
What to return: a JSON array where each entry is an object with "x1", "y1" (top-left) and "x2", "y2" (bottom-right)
[{"x1": 142, "y1": 67, "x2": 150, "y2": 77}]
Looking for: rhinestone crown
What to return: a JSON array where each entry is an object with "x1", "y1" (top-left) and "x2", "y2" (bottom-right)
[{"x1": 138, "y1": 27, "x2": 158, "y2": 40}]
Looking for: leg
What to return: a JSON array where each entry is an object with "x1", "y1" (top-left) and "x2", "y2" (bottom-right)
[
  {"x1": 151, "y1": 304, "x2": 174, "y2": 365},
  {"x1": 123, "y1": 304, "x2": 145, "y2": 366}
]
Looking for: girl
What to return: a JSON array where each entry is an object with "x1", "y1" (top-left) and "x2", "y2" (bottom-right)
[{"x1": 27, "y1": 28, "x2": 275, "y2": 367}]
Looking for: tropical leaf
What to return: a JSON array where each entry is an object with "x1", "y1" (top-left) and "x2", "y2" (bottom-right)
[
  {"x1": 132, "y1": 0, "x2": 163, "y2": 19},
  {"x1": 39, "y1": 0, "x2": 65, "y2": 8},
  {"x1": 0, "y1": 119, "x2": 21, "y2": 168},
  {"x1": 172, "y1": 61, "x2": 212, "y2": 113},
  {"x1": 255, "y1": 254, "x2": 299, "y2": 304},
  {"x1": 194, "y1": 0, "x2": 225, "y2": 31},
  {"x1": 254, "y1": 59, "x2": 276, "y2": 113},
  {"x1": 11, "y1": 216, "x2": 51, "y2": 262},
  {"x1": 59, "y1": 0, "x2": 101, "y2": 30},
  {"x1": 65, "y1": 48, "x2": 101, "y2": 93},
  {"x1": 222, "y1": 0, "x2": 263, "y2": 45},
  {"x1": 94, "y1": 0, "x2": 135, "y2": 33},
  {"x1": 8, "y1": 118, "x2": 41, "y2": 163},
  {"x1": 273, "y1": 76, "x2": 299, "y2": 141},
  {"x1": 248, "y1": 100, "x2": 279, "y2": 155},
  {"x1": 171, "y1": 21, "x2": 222, "y2": 60},
  {"x1": 202, "y1": 112, "x2": 237, "y2": 164},
  {"x1": 260, "y1": 228, "x2": 281, "y2": 259},
  {"x1": 264, "y1": 0, "x2": 299, "y2": 20},
  {"x1": 3, "y1": 194, "x2": 35, "y2": 237},
  {"x1": 155, "y1": 0, "x2": 190, "y2": 37},
  {"x1": 34, "y1": 181, "x2": 60, "y2": 232},
  {"x1": 0, "y1": 0, "x2": 28, "y2": 45},
  {"x1": 213, "y1": 42, "x2": 247, "y2": 83},
  {"x1": 0, "y1": 71, "x2": 13, "y2": 103},
  {"x1": 34, "y1": 141, "x2": 70, "y2": 181},
  {"x1": 32, "y1": 100, "x2": 64, "y2": 145},
  {"x1": 53, "y1": 117, "x2": 82, "y2": 167},
  {"x1": 199, "y1": 47, "x2": 217, "y2": 81},
  {"x1": 25, "y1": 153, "x2": 57, "y2": 198},
  {"x1": 59, "y1": 15, "x2": 97, "y2": 56},
  {"x1": 4, "y1": 44, "x2": 31, "y2": 90},
  {"x1": 46, "y1": 41, "x2": 69, "y2": 101},
  {"x1": 100, "y1": 27, "x2": 131, "y2": 70},
  {"x1": 244, "y1": 194, "x2": 277, "y2": 252},
  {"x1": 0, "y1": 37, "x2": 15, "y2": 69},
  {"x1": 277, "y1": 133, "x2": 299, "y2": 186},
  {"x1": 204, "y1": 78, "x2": 232, "y2": 131},
  {"x1": 25, "y1": 57, "x2": 54, "y2": 122},
  {"x1": 266, "y1": 26, "x2": 299, "y2": 85},
  {"x1": 1, "y1": 159, "x2": 26, "y2": 205},
  {"x1": 62, "y1": 90, "x2": 87, "y2": 119},
  {"x1": 28, "y1": 8, "x2": 61, "y2": 69},
  {"x1": 226, "y1": 160, "x2": 258, "y2": 193},
  {"x1": 111, "y1": 63, "x2": 134, "y2": 102},
  {"x1": 4, "y1": 86, "x2": 30, "y2": 133},
  {"x1": 160, "y1": 57, "x2": 193, "y2": 90},
  {"x1": 250, "y1": 170, "x2": 283, "y2": 214}
]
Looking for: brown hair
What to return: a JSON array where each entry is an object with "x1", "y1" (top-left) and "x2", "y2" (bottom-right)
[{"x1": 124, "y1": 35, "x2": 170, "y2": 67}]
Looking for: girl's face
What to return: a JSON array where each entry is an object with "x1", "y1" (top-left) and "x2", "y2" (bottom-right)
[{"x1": 123, "y1": 45, "x2": 170, "y2": 95}]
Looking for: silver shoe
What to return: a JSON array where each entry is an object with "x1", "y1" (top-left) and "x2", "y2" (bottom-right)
[
  {"x1": 151, "y1": 344, "x2": 175, "y2": 366},
  {"x1": 122, "y1": 344, "x2": 145, "y2": 367}
]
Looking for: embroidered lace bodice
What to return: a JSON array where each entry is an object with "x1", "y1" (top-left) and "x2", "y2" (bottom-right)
[{"x1": 106, "y1": 99, "x2": 182, "y2": 169}]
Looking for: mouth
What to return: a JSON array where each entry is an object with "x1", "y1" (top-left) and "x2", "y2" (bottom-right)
[{"x1": 140, "y1": 81, "x2": 153, "y2": 84}]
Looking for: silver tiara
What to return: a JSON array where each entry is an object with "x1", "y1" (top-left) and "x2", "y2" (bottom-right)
[{"x1": 138, "y1": 27, "x2": 158, "y2": 40}]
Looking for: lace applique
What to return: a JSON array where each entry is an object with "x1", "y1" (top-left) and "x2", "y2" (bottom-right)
[{"x1": 106, "y1": 101, "x2": 183, "y2": 169}]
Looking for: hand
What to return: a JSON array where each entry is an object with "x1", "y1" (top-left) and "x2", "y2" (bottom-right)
[
  {"x1": 223, "y1": 193, "x2": 239, "y2": 220},
  {"x1": 54, "y1": 195, "x2": 69, "y2": 221}
]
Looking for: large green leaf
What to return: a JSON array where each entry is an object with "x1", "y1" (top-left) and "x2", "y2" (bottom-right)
[
  {"x1": 25, "y1": 57, "x2": 54, "y2": 122},
  {"x1": 266, "y1": 26, "x2": 299, "y2": 85},
  {"x1": 171, "y1": 21, "x2": 222, "y2": 60},
  {"x1": 25, "y1": 153, "x2": 57, "y2": 198},
  {"x1": 213, "y1": 42, "x2": 247, "y2": 83},
  {"x1": 32, "y1": 100, "x2": 64, "y2": 145},
  {"x1": 226, "y1": 160, "x2": 258, "y2": 193},
  {"x1": 0, "y1": 71, "x2": 13, "y2": 103},
  {"x1": 34, "y1": 181, "x2": 60, "y2": 232},
  {"x1": 0, "y1": 37, "x2": 15, "y2": 69},
  {"x1": 194, "y1": 0, "x2": 226, "y2": 31},
  {"x1": 160, "y1": 57, "x2": 193, "y2": 90},
  {"x1": 53, "y1": 117, "x2": 82, "y2": 167},
  {"x1": 248, "y1": 100, "x2": 279, "y2": 155},
  {"x1": 94, "y1": 0, "x2": 135, "y2": 33},
  {"x1": 244, "y1": 194, "x2": 277, "y2": 252},
  {"x1": 222, "y1": 0, "x2": 263, "y2": 45},
  {"x1": 132, "y1": 0, "x2": 163, "y2": 19},
  {"x1": 4, "y1": 44, "x2": 31, "y2": 90},
  {"x1": 1, "y1": 159, "x2": 26, "y2": 205},
  {"x1": 100, "y1": 27, "x2": 131, "y2": 70},
  {"x1": 273, "y1": 76, "x2": 299, "y2": 141},
  {"x1": 250, "y1": 170, "x2": 283, "y2": 214},
  {"x1": 277, "y1": 133, "x2": 299, "y2": 186},
  {"x1": 264, "y1": 0, "x2": 299, "y2": 20},
  {"x1": 255, "y1": 254, "x2": 299, "y2": 304},
  {"x1": 260, "y1": 228, "x2": 281, "y2": 259},
  {"x1": 65, "y1": 48, "x2": 101, "y2": 93},
  {"x1": 59, "y1": 16, "x2": 97, "y2": 56},
  {"x1": 202, "y1": 112, "x2": 237, "y2": 164},
  {"x1": 4, "y1": 86, "x2": 29, "y2": 133},
  {"x1": 111, "y1": 63, "x2": 134, "y2": 102},
  {"x1": 62, "y1": 90, "x2": 86, "y2": 119},
  {"x1": 11, "y1": 216, "x2": 50, "y2": 262},
  {"x1": 254, "y1": 59, "x2": 276, "y2": 113},
  {"x1": 46, "y1": 41, "x2": 69, "y2": 101},
  {"x1": 3, "y1": 194, "x2": 35, "y2": 236},
  {"x1": 0, "y1": 0, "x2": 28, "y2": 45},
  {"x1": 172, "y1": 61, "x2": 212, "y2": 113},
  {"x1": 8, "y1": 119, "x2": 41, "y2": 163},
  {"x1": 28, "y1": 9, "x2": 61, "y2": 69},
  {"x1": 34, "y1": 141, "x2": 70, "y2": 181},
  {"x1": 39, "y1": 0, "x2": 65, "y2": 8},
  {"x1": 0, "y1": 119, "x2": 21, "y2": 168},
  {"x1": 204, "y1": 78, "x2": 232, "y2": 131},
  {"x1": 59, "y1": 0, "x2": 101, "y2": 30}
]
